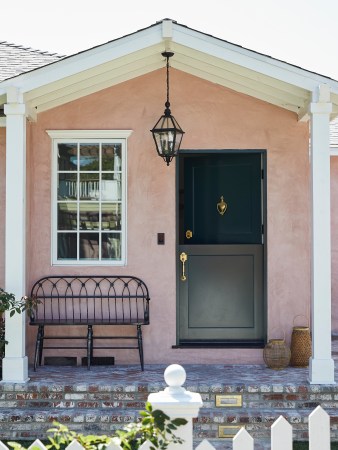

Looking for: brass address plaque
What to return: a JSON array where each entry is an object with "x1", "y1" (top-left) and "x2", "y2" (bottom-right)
[{"x1": 216, "y1": 394, "x2": 242, "y2": 408}]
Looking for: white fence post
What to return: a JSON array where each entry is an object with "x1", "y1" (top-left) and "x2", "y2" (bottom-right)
[
  {"x1": 271, "y1": 416, "x2": 292, "y2": 450},
  {"x1": 233, "y1": 428, "x2": 254, "y2": 450},
  {"x1": 195, "y1": 440, "x2": 216, "y2": 450},
  {"x1": 148, "y1": 364, "x2": 203, "y2": 450},
  {"x1": 309, "y1": 405, "x2": 330, "y2": 450}
]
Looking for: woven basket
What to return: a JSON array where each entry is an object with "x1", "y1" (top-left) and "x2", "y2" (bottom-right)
[
  {"x1": 263, "y1": 330, "x2": 291, "y2": 370},
  {"x1": 290, "y1": 315, "x2": 312, "y2": 367}
]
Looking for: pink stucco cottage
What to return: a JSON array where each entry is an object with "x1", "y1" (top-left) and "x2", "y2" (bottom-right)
[{"x1": 1, "y1": 19, "x2": 338, "y2": 385}]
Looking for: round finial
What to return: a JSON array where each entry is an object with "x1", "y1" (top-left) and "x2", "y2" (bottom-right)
[{"x1": 164, "y1": 364, "x2": 186, "y2": 388}]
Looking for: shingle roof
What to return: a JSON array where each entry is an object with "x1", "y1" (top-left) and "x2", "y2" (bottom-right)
[{"x1": 0, "y1": 41, "x2": 65, "y2": 81}]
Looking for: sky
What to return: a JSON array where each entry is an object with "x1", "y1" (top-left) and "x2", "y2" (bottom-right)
[{"x1": 1, "y1": 0, "x2": 338, "y2": 80}]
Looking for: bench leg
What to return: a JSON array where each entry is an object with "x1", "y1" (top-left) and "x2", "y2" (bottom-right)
[
  {"x1": 87, "y1": 325, "x2": 93, "y2": 370},
  {"x1": 38, "y1": 326, "x2": 44, "y2": 366},
  {"x1": 34, "y1": 325, "x2": 44, "y2": 371},
  {"x1": 137, "y1": 325, "x2": 144, "y2": 371}
]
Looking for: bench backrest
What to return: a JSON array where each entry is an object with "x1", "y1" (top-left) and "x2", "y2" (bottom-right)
[{"x1": 30, "y1": 276, "x2": 150, "y2": 324}]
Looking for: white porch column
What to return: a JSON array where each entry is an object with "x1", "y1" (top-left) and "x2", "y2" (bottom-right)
[
  {"x1": 309, "y1": 84, "x2": 335, "y2": 384},
  {"x1": 2, "y1": 87, "x2": 29, "y2": 383}
]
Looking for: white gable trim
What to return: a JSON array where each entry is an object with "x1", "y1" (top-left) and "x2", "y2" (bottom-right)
[
  {"x1": 46, "y1": 129, "x2": 133, "y2": 139},
  {"x1": 0, "y1": 19, "x2": 338, "y2": 117},
  {"x1": 170, "y1": 23, "x2": 338, "y2": 94},
  {"x1": 0, "y1": 25, "x2": 164, "y2": 95}
]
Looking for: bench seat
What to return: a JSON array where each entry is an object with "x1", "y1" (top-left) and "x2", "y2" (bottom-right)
[
  {"x1": 31, "y1": 319, "x2": 148, "y2": 325},
  {"x1": 29, "y1": 275, "x2": 150, "y2": 370}
]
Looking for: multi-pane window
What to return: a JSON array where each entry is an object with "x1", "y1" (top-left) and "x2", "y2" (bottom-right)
[{"x1": 48, "y1": 131, "x2": 130, "y2": 265}]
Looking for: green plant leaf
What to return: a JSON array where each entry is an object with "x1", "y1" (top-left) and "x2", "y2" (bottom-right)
[
  {"x1": 171, "y1": 418, "x2": 188, "y2": 426},
  {"x1": 145, "y1": 402, "x2": 153, "y2": 412}
]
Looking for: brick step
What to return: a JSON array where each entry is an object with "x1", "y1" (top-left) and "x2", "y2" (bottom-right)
[
  {"x1": 0, "y1": 406, "x2": 335, "y2": 442},
  {"x1": 1, "y1": 387, "x2": 337, "y2": 411},
  {"x1": 0, "y1": 408, "x2": 142, "y2": 440},
  {"x1": 198, "y1": 406, "x2": 338, "y2": 422},
  {"x1": 196, "y1": 407, "x2": 338, "y2": 442}
]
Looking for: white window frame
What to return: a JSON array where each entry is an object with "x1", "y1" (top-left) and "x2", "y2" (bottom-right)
[{"x1": 47, "y1": 130, "x2": 132, "y2": 266}]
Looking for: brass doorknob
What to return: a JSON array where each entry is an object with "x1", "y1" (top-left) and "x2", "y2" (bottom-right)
[{"x1": 180, "y1": 252, "x2": 188, "y2": 281}]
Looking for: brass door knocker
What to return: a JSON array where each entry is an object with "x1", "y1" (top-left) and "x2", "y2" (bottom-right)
[{"x1": 217, "y1": 196, "x2": 227, "y2": 216}]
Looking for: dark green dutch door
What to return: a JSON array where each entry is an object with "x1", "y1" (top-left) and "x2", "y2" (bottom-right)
[{"x1": 178, "y1": 152, "x2": 265, "y2": 346}]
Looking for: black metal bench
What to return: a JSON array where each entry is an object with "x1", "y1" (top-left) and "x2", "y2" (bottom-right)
[{"x1": 29, "y1": 275, "x2": 150, "y2": 371}]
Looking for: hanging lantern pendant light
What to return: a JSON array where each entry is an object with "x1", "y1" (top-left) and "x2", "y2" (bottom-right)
[{"x1": 151, "y1": 51, "x2": 185, "y2": 166}]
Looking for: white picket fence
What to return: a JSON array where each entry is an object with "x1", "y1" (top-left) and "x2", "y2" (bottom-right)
[
  {"x1": 0, "y1": 406, "x2": 329, "y2": 450},
  {"x1": 0, "y1": 365, "x2": 333, "y2": 450},
  {"x1": 229, "y1": 405, "x2": 330, "y2": 450}
]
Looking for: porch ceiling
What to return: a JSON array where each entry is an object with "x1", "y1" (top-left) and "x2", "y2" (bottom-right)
[{"x1": 1, "y1": 19, "x2": 338, "y2": 120}]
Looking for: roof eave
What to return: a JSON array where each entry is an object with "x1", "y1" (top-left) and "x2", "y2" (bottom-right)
[{"x1": 1, "y1": 19, "x2": 338, "y2": 117}]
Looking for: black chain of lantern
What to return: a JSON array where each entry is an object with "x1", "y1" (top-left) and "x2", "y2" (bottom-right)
[{"x1": 165, "y1": 54, "x2": 171, "y2": 115}]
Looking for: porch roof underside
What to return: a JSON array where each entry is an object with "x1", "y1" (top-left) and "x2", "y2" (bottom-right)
[{"x1": 1, "y1": 20, "x2": 338, "y2": 120}]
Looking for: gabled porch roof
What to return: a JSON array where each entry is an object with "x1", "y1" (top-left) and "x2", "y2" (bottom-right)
[{"x1": 0, "y1": 19, "x2": 338, "y2": 120}]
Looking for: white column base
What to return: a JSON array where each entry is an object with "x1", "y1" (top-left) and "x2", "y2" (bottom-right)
[
  {"x1": 309, "y1": 357, "x2": 335, "y2": 384},
  {"x1": 1, "y1": 356, "x2": 29, "y2": 383}
]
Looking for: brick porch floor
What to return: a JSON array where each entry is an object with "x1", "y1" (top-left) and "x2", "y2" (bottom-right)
[{"x1": 26, "y1": 361, "x2": 333, "y2": 385}]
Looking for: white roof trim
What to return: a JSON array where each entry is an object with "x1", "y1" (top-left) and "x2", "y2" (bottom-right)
[
  {"x1": 1, "y1": 19, "x2": 338, "y2": 117},
  {"x1": 170, "y1": 24, "x2": 338, "y2": 94},
  {"x1": 46, "y1": 129, "x2": 133, "y2": 139},
  {"x1": 0, "y1": 26, "x2": 164, "y2": 95}
]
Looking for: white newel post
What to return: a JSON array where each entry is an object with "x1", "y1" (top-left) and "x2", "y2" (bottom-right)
[
  {"x1": 2, "y1": 87, "x2": 29, "y2": 383},
  {"x1": 309, "y1": 84, "x2": 335, "y2": 384},
  {"x1": 148, "y1": 364, "x2": 203, "y2": 450}
]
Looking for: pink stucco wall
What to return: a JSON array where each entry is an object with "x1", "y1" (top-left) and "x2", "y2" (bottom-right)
[{"x1": 3, "y1": 69, "x2": 313, "y2": 364}]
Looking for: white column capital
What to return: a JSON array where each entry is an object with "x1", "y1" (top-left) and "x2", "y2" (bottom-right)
[
  {"x1": 4, "y1": 103, "x2": 26, "y2": 116},
  {"x1": 310, "y1": 84, "x2": 332, "y2": 115},
  {"x1": 4, "y1": 86, "x2": 36, "y2": 122},
  {"x1": 310, "y1": 102, "x2": 332, "y2": 115},
  {"x1": 312, "y1": 84, "x2": 331, "y2": 103}
]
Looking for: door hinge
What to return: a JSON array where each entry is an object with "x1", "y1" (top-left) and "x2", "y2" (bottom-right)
[
  {"x1": 261, "y1": 169, "x2": 264, "y2": 179},
  {"x1": 261, "y1": 224, "x2": 264, "y2": 235}
]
